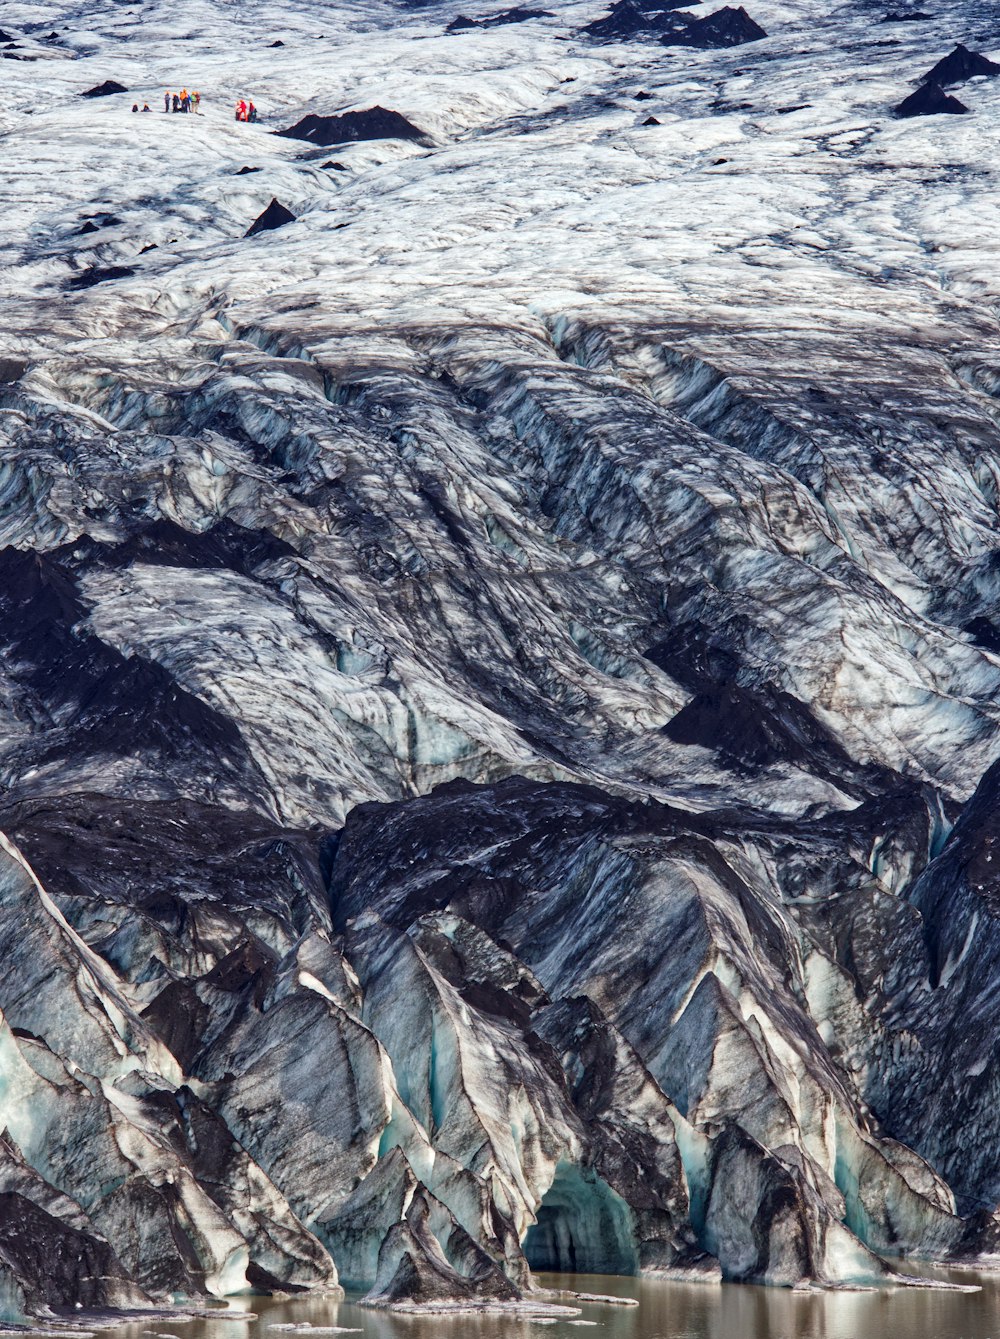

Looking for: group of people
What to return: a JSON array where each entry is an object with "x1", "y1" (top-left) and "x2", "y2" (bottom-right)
[
  {"x1": 165, "y1": 89, "x2": 201, "y2": 113},
  {"x1": 130, "y1": 90, "x2": 259, "y2": 120}
]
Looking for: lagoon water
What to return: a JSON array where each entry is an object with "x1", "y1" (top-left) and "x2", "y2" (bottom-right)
[{"x1": 86, "y1": 1268, "x2": 1000, "y2": 1339}]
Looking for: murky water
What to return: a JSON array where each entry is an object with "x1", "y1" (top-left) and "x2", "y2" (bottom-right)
[{"x1": 86, "y1": 1267, "x2": 1000, "y2": 1339}]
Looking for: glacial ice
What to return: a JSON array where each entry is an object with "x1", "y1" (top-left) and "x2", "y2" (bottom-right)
[{"x1": 2, "y1": 0, "x2": 1000, "y2": 1315}]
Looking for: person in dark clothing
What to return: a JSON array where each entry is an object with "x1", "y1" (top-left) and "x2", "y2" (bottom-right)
[
  {"x1": 172, "y1": 93, "x2": 180, "y2": 112},
  {"x1": 132, "y1": 103, "x2": 139, "y2": 112},
  {"x1": 141, "y1": 103, "x2": 151, "y2": 112},
  {"x1": 164, "y1": 90, "x2": 170, "y2": 112},
  {"x1": 247, "y1": 100, "x2": 258, "y2": 122}
]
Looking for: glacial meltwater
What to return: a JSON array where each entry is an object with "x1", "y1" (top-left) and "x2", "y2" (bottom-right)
[{"x1": 82, "y1": 1269, "x2": 1000, "y2": 1339}]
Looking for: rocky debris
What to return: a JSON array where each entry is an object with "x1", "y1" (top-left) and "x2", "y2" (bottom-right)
[
  {"x1": 920, "y1": 43, "x2": 1000, "y2": 85},
  {"x1": 965, "y1": 615, "x2": 1000, "y2": 654},
  {"x1": 75, "y1": 213, "x2": 122, "y2": 234},
  {"x1": 659, "y1": 679, "x2": 858, "y2": 777},
  {"x1": 446, "y1": 7, "x2": 552, "y2": 31},
  {"x1": 245, "y1": 198, "x2": 296, "y2": 236},
  {"x1": 882, "y1": 8, "x2": 932, "y2": 17},
  {"x1": 80, "y1": 79, "x2": 127, "y2": 96},
  {"x1": 237, "y1": 165, "x2": 262, "y2": 174},
  {"x1": 895, "y1": 80, "x2": 970, "y2": 115},
  {"x1": 588, "y1": 0, "x2": 765, "y2": 45},
  {"x1": 584, "y1": 0, "x2": 691, "y2": 40},
  {"x1": 276, "y1": 106, "x2": 429, "y2": 147},
  {"x1": 67, "y1": 264, "x2": 136, "y2": 288},
  {"x1": 641, "y1": 115, "x2": 661, "y2": 124},
  {"x1": 661, "y1": 6, "x2": 767, "y2": 47}
]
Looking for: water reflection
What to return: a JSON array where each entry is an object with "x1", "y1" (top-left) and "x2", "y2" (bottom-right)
[{"x1": 84, "y1": 1265, "x2": 1000, "y2": 1339}]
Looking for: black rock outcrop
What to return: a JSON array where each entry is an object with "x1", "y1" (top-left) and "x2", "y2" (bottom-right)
[
  {"x1": 68, "y1": 264, "x2": 136, "y2": 288},
  {"x1": 80, "y1": 79, "x2": 128, "y2": 97},
  {"x1": 585, "y1": 0, "x2": 691, "y2": 39},
  {"x1": 276, "y1": 106, "x2": 429, "y2": 146},
  {"x1": 662, "y1": 6, "x2": 767, "y2": 47},
  {"x1": 921, "y1": 42, "x2": 1000, "y2": 85},
  {"x1": 896, "y1": 80, "x2": 970, "y2": 115},
  {"x1": 245, "y1": 198, "x2": 296, "y2": 236},
  {"x1": 446, "y1": 7, "x2": 552, "y2": 30}
]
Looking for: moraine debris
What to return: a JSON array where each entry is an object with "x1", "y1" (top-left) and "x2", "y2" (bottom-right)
[
  {"x1": 245, "y1": 198, "x2": 296, "y2": 235},
  {"x1": 896, "y1": 79, "x2": 970, "y2": 115}
]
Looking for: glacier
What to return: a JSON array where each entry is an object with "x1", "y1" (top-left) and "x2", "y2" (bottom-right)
[{"x1": 2, "y1": 0, "x2": 1000, "y2": 1316}]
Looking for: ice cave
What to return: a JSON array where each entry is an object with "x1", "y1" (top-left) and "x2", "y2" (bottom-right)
[{"x1": 523, "y1": 1164, "x2": 640, "y2": 1275}]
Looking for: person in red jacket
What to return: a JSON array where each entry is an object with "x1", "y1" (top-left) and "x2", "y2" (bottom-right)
[{"x1": 236, "y1": 99, "x2": 247, "y2": 121}]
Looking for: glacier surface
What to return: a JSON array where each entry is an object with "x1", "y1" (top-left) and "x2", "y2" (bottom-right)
[{"x1": 2, "y1": 0, "x2": 1000, "y2": 1314}]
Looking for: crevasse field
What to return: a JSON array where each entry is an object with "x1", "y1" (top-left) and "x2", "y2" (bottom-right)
[{"x1": 3, "y1": 0, "x2": 1000, "y2": 1321}]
